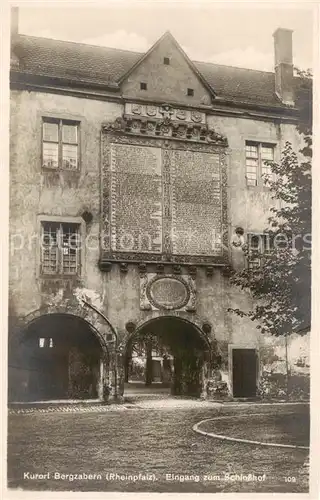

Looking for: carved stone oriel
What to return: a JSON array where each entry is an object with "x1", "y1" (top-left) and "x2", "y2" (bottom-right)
[{"x1": 140, "y1": 273, "x2": 196, "y2": 312}]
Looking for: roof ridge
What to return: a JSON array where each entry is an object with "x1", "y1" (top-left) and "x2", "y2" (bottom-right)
[
  {"x1": 17, "y1": 33, "x2": 144, "y2": 56},
  {"x1": 18, "y1": 33, "x2": 274, "y2": 74},
  {"x1": 195, "y1": 59, "x2": 274, "y2": 75}
]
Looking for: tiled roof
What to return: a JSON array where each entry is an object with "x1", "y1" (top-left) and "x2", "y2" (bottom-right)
[{"x1": 12, "y1": 34, "x2": 295, "y2": 109}]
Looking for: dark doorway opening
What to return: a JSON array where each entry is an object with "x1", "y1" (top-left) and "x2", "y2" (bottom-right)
[
  {"x1": 11, "y1": 314, "x2": 104, "y2": 402},
  {"x1": 124, "y1": 317, "x2": 209, "y2": 398},
  {"x1": 232, "y1": 348, "x2": 257, "y2": 398}
]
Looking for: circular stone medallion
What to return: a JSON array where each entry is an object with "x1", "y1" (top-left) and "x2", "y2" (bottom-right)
[{"x1": 147, "y1": 276, "x2": 190, "y2": 310}]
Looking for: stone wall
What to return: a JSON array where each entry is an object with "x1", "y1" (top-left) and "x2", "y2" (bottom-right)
[{"x1": 9, "y1": 88, "x2": 308, "y2": 400}]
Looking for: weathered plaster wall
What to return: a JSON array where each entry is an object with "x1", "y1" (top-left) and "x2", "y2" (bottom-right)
[
  {"x1": 121, "y1": 35, "x2": 212, "y2": 106},
  {"x1": 207, "y1": 115, "x2": 300, "y2": 233},
  {"x1": 9, "y1": 89, "x2": 307, "y2": 399},
  {"x1": 9, "y1": 90, "x2": 122, "y2": 319}
]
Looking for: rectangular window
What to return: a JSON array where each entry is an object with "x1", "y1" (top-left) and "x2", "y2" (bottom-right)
[
  {"x1": 39, "y1": 338, "x2": 54, "y2": 348},
  {"x1": 187, "y1": 88, "x2": 194, "y2": 96},
  {"x1": 245, "y1": 142, "x2": 275, "y2": 186},
  {"x1": 42, "y1": 118, "x2": 79, "y2": 170},
  {"x1": 41, "y1": 222, "x2": 81, "y2": 276},
  {"x1": 140, "y1": 82, "x2": 147, "y2": 90},
  {"x1": 261, "y1": 145, "x2": 274, "y2": 180},
  {"x1": 247, "y1": 233, "x2": 273, "y2": 269}
]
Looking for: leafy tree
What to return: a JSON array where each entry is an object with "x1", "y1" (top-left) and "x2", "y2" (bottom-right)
[{"x1": 229, "y1": 70, "x2": 311, "y2": 338}]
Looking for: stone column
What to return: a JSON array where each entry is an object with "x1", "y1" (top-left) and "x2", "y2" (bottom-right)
[
  {"x1": 107, "y1": 351, "x2": 125, "y2": 402},
  {"x1": 98, "y1": 357, "x2": 104, "y2": 400},
  {"x1": 145, "y1": 338, "x2": 153, "y2": 386},
  {"x1": 200, "y1": 359, "x2": 210, "y2": 399}
]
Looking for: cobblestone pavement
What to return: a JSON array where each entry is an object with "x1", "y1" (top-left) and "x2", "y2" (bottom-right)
[
  {"x1": 7, "y1": 401, "x2": 309, "y2": 493},
  {"x1": 8, "y1": 392, "x2": 222, "y2": 414}
]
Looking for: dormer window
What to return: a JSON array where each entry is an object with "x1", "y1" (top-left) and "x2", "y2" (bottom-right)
[
  {"x1": 163, "y1": 57, "x2": 170, "y2": 65},
  {"x1": 140, "y1": 82, "x2": 147, "y2": 90},
  {"x1": 187, "y1": 88, "x2": 194, "y2": 97}
]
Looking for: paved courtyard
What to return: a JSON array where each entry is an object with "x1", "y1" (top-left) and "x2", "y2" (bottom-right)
[{"x1": 7, "y1": 399, "x2": 309, "y2": 493}]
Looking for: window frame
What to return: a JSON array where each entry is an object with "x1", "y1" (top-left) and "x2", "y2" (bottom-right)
[
  {"x1": 245, "y1": 141, "x2": 275, "y2": 187},
  {"x1": 42, "y1": 117, "x2": 80, "y2": 171},
  {"x1": 247, "y1": 232, "x2": 273, "y2": 270},
  {"x1": 37, "y1": 216, "x2": 85, "y2": 279}
]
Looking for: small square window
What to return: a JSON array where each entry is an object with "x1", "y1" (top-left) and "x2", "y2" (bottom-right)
[
  {"x1": 140, "y1": 82, "x2": 147, "y2": 90},
  {"x1": 187, "y1": 88, "x2": 194, "y2": 97},
  {"x1": 164, "y1": 57, "x2": 170, "y2": 65}
]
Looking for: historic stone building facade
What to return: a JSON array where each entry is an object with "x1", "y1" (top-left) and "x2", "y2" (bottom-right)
[{"x1": 8, "y1": 11, "x2": 309, "y2": 402}]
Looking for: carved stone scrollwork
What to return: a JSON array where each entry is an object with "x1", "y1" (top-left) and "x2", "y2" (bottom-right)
[
  {"x1": 102, "y1": 114, "x2": 227, "y2": 145},
  {"x1": 202, "y1": 322, "x2": 212, "y2": 334},
  {"x1": 119, "y1": 262, "x2": 128, "y2": 273},
  {"x1": 176, "y1": 109, "x2": 187, "y2": 120},
  {"x1": 103, "y1": 117, "x2": 126, "y2": 132},
  {"x1": 140, "y1": 273, "x2": 152, "y2": 310},
  {"x1": 101, "y1": 108, "x2": 229, "y2": 269},
  {"x1": 140, "y1": 273, "x2": 196, "y2": 312},
  {"x1": 208, "y1": 129, "x2": 227, "y2": 144},
  {"x1": 138, "y1": 262, "x2": 147, "y2": 274},
  {"x1": 163, "y1": 232, "x2": 172, "y2": 255},
  {"x1": 172, "y1": 264, "x2": 182, "y2": 274},
  {"x1": 156, "y1": 263, "x2": 165, "y2": 274},
  {"x1": 188, "y1": 266, "x2": 197, "y2": 277},
  {"x1": 146, "y1": 105, "x2": 157, "y2": 116},
  {"x1": 159, "y1": 104, "x2": 174, "y2": 121},
  {"x1": 206, "y1": 266, "x2": 214, "y2": 277},
  {"x1": 191, "y1": 111, "x2": 202, "y2": 123},
  {"x1": 125, "y1": 321, "x2": 136, "y2": 333},
  {"x1": 132, "y1": 104, "x2": 142, "y2": 115}
]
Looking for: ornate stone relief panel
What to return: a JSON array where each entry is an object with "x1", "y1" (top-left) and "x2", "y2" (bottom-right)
[
  {"x1": 125, "y1": 102, "x2": 206, "y2": 126},
  {"x1": 140, "y1": 273, "x2": 196, "y2": 312},
  {"x1": 100, "y1": 102, "x2": 228, "y2": 268}
]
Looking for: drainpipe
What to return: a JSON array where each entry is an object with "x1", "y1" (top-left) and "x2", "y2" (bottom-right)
[{"x1": 81, "y1": 300, "x2": 119, "y2": 401}]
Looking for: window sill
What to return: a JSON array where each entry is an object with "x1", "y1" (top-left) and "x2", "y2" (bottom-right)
[
  {"x1": 39, "y1": 274, "x2": 81, "y2": 279},
  {"x1": 246, "y1": 184, "x2": 271, "y2": 191},
  {"x1": 42, "y1": 167, "x2": 81, "y2": 173}
]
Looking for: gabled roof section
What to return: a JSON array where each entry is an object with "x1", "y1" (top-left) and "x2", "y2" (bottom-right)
[
  {"x1": 118, "y1": 31, "x2": 216, "y2": 98},
  {"x1": 10, "y1": 33, "x2": 304, "y2": 111}
]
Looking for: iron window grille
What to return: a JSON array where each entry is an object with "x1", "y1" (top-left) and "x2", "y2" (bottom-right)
[
  {"x1": 42, "y1": 118, "x2": 80, "y2": 170},
  {"x1": 247, "y1": 233, "x2": 273, "y2": 269},
  {"x1": 245, "y1": 142, "x2": 274, "y2": 186},
  {"x1": 41, "y1": 222, "x2": 81, "y2": 276}
]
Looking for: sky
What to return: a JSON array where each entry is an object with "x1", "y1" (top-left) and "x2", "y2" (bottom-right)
[{"x1": 15, "y1": 3, "x2": 315, "y2": 72}]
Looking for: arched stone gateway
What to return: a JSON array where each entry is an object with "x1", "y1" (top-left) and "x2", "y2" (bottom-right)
[
  {"x1": 8, "y1": 311, "x2": 113, "y2": 403},
  {"x1": 122, "y1": 315, "x2": 218, "y2": 399}
]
